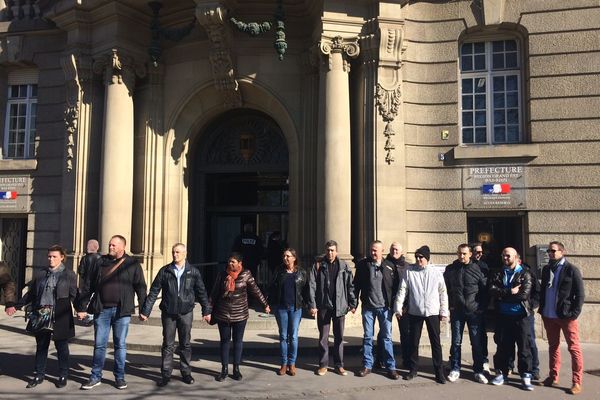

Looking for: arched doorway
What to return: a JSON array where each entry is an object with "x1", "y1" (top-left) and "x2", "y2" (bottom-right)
[{"x1": 188, "y1": 109, "x2": 289, "y2": 287}]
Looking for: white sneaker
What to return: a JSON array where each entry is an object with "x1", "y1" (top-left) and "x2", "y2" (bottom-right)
[
  {"x1": 475, "y1": 373, "x2": 488, "y2": 384},
  {"x1": 447, "y1": 370, "x2": 460, "y2": 382},
  {"x1": 492, "y1": 374, "x2": 505, "y2": 386},
  {"x1": 522, "y1": 373, "x2": 534, "y2": 391},
  {"x1": 482, "y1": 363, "x2": 491, "y2": 373}
]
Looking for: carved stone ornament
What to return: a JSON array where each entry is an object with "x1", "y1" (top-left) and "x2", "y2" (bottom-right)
[
  {"x1": 92, "y1": 49, "x2": 146, "y2": 95},
  {"x1": 61, "y1": 53, "x2": 81, "y2": 173},
  {"x1": 196, "y1": 3, "x2": 242, "y2": 108},
  {"x1": 319, "y1": 36, "x2": 360, "y2": 72},
  {"x1": 376, "y1": 84, "x2": 401, "y2": 164}
]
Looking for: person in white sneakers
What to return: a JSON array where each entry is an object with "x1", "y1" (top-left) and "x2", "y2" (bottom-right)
[
  {"x1": 443, "y1": 244, "x2": 488, "y2": 384},
  {"x1": 488, "y1": 247, "x2": 534, "y2": 391}
]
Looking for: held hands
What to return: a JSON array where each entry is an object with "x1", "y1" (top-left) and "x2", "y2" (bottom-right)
[
  {"x1": 203, "y1": 314, "x2": 211, "y2": 323},
  {"x1": 310, "y1": 308, "x2": 317, "y2": 317},
  {"x1": 264, "y1": 306, "x2": 271, "y2": 314},
  {"x1": 139, "y1": 314, "x2": 148, "y2": 321},
  {"x1": 77, "y1": 311, "x2": 88, "y2": 321},
  {"x1": 5, "y1": 306, "x2": 16, "y2": 317},
  {"x1": 350, "y1": 308, "x2": 356, "y2": 314},
  {"x1": 439, "y1": 315, "x2": 448, "y2": 322}
]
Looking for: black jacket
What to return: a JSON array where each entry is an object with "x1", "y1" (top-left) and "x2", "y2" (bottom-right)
[
  {"x1": 539, "y1": 259, "x2": 585, "y2": 320},
  {"x1": 141, "y1": 262, "x2": 210, "y2": 317},
  {"x1": 488, "y1": 266, "x2": 532, "y2": 316},
  {"x1": 444, "y1": 260, "x2": 487, "y2": 314},
  {"x1": 353, "y1": 257, "x2": 398, "y2": 309},
  {"x1": 20, "y1": 267, "x2": 78, "y2": 341},
  {"x1": 77, "y1": 254, "x2": 147, "y2": 317},
  {"x1": 77, "y1": 252, "x2": 101, "y2": 285},
  {"x1": 268, "y1": 267, "x2": 308, "y2": 310},
  {"x1": 308, "y1": 258, "x2": 357, "y2": 317}
]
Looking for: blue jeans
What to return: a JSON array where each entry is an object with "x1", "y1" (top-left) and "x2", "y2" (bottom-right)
[
  {"x1": 362, "y1": 307, "x2": 395, "y2": 370},
  {"x1": 91, "y1": 307, "x2": 131, "y2": 380},
  {"x1": 274, "y1": 306, "x2": 302, "y2": 365},
  {"x1": 449, "y1": 311, "x2": 484, "y2": 373}
]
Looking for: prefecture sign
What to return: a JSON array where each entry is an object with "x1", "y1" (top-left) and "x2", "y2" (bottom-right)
[
  {"x1": 462, "y1": 165, "x2": 526, "y2": 209},
  {"x1": 0, "y1": 176, "x2": 29, "y2": 212}
]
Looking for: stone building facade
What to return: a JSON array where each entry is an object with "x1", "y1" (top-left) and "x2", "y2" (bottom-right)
[{"x1": 0, "y1": 1, "x2": 599, "y2": 340}]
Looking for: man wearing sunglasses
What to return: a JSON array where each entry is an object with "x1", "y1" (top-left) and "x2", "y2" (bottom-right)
[{"x1": 539, "y1": 241, "x2": 585, "y2": 395}]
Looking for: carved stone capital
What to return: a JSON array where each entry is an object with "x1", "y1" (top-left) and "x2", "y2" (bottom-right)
[
  {"x1": 195, "y1": 2, "x2": 241, "y2": 108},
  {"x1": 319, "y1": 36, "x2": 360, "y2": 72},
  {"x1": 92, "y1": 49, "x2": 146, "y2": 94}
]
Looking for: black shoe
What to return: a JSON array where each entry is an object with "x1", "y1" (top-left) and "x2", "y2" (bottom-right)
[
  {"x1": 115, "y1": 379, "x2": 127, "y2": 390},
  {"x1": 532, "y1": 372, "x2": 540, "y2": 381},
  {"x1": 232, "y1": 364, "x2": 243, "y2": 381},
  {"x1": 56, "y1": 376, "x2": 68, "y2": 388},
  {"x1": 216, "y1": 365, "x2": 228, "y2": 382},
  {"x1": 26, "y1": 376, "x2": 44, "y2": 388},
  {"x1": 157, "y1": 377, "x2": 170, "y2": 387},
  {"x1": 404, "y1": 371, "x2": 417, "y2": 381},
  {"x1": 182, "y1": 374, "x2": 194, "y2": 384},
  {"x1": 80, "y1": 378, "x2": 101, "y2": 390},
  {"x1": 356, "y1": 367, "x2": 371, "y2": 377},
  {"x1": 387, "y1": 369, "x2": 400, "y2": 380},
  {"x1": 436, "y1": 375, "x2": 447, "y2": 384}
]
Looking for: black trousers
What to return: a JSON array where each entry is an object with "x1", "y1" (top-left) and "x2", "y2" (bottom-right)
[
  {"x1": 34, "y1": 331, "x2": 69, "y2": 377},
  {"x1": 493, "y1": 313, "x2": 532, "y2": 376},
  {"x1": 161, "y1": 311, "x2": 193, "y2": 377},
  {"x1": 218, "y1": 320, "x2": 247, "y2": 365},
  {"x1": 317, "y1": 309, "x2": 346, "y2": 368},
  {"x1": 408, "y1": 314, "x2": 443, "y2": 376}
]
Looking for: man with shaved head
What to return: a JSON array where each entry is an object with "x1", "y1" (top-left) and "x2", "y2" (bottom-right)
[{"x1": 488, "y1": 247, "x2": 534, "y2": 391}]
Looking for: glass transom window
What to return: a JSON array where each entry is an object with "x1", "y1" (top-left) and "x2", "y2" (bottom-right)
[{"x1": 460, "y1": 39, "x2": 522, "y2": 145}]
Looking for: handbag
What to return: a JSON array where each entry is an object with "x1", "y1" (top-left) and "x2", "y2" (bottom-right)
[{"x1": 25, "y1": 306, "x2": 55, "y2": 334}]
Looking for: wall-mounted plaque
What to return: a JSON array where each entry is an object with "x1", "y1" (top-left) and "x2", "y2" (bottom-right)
[
  {"x1": 462, "y1": 165, "x2": 526, "y2": 209},
  {"x1": 0, "y1": 176, "x2": 29, "y2": 212}
]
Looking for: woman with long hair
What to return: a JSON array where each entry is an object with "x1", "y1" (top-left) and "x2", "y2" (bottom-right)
[
  {"x1": 207, "y1": 252, "x2": 270, "y2": 381},
  {"x1": 269, "y1": 248, "x2": 307, "y2": 376},
  {"x1": 20, "y1": 245, "x2": 78, "y2": 389}
]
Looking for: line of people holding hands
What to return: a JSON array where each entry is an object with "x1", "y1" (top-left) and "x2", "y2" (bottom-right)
[{"x1": 9, "y1": 235, "x2": 584, "y2": 395}]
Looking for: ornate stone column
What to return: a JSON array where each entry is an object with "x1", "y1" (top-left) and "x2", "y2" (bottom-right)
[
  {"x1": 319, "y1": 36, "x2": 359, "y2": 261},
  {"x1": 93, "y1": 49, "x2": 145, "y2": 249}
]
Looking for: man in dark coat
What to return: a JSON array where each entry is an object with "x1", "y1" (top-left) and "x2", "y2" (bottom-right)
[
  {"x1": 539, "y1": 241, "x2": 585, "y2": 395},
  {"x1": 77, "y1": 235, "x2": 147, "y2": 391},
  {"x1": 444, "y1": 244, "x2": 487, "y2": 384},
  {"x1": 140, "y1": 243, "x2": 211, "y2": 386},
  {"x1": 0, "y1": 260, "x2": 16, "y2": 316}
]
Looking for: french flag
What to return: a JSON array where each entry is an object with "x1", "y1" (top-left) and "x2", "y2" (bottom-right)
[
  {"x1": 0, "y1": 191, "x2": 17, "y2": 200},
  {"x1": 481, "y1": 184, "x2": 510, "y2": 194}
]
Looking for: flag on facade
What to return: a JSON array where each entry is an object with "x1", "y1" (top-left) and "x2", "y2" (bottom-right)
[
  {"x1": 0, "y1": 191, "x2": 17, "y2": 199},
  {"x1": 481, "y1": 184, "x2": 511, "y2": 194}
]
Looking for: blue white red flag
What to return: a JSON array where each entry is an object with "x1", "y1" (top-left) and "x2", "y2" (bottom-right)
[
  {"x1": 0, "y1": 191, "x2": 17, "y2": 199},
  {"x1": 481, "y1": 184, "x2": 510, "y2": 194}
]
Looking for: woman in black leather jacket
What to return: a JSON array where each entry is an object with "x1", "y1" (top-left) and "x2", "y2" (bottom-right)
[
  {"x1": 20, "y1": 245, "x2": 77, "y2": 389},
  {"x1": 268, "y1": 248, "x2": 308, "y2": 376}
]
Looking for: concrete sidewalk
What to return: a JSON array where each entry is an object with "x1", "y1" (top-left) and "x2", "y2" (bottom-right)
[{"x1": 2, "y1": 310, "x2": 600, "y2": 399}]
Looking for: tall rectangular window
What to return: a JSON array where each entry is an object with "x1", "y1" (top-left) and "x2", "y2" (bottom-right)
[
  {"x1": 460, "y1": 39, "x2": 522, "y2": 145},
  {"x1": 3, "y1": 84, "x2": 37, "y2": 158}
]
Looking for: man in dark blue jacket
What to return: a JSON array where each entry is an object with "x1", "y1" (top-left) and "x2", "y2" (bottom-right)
[{"x1": 140, "y1": 243, "x2": 211, "y2": 387}]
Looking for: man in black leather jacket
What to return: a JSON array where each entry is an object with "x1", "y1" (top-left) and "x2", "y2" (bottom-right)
[
  {"x1": 140, "y1": 243, "x2": 211, "y2": 387},
  {"x1": 489, "y1": 247, "x2": 534, "y2": 391}
]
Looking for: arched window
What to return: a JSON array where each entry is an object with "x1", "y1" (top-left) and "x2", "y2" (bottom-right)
[{"x1": 459, "y1": 39, "x2": 522, "y2": 145}]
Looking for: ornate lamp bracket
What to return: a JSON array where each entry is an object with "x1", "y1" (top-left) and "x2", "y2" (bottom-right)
[
  {"x1": 148, "y1": 1, "x2": 196, "y2": 67},
  {"x1": 229, "y1": 0, "x2": 287, "y2": 61}
]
